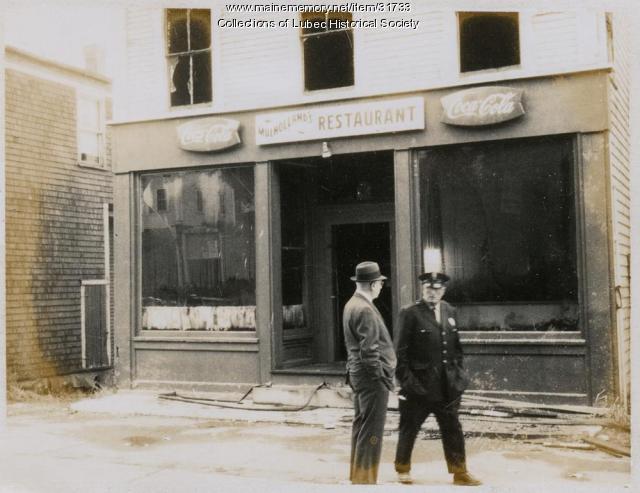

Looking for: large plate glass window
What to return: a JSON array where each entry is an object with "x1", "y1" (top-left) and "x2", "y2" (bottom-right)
[
  {"x1": 140, "y1": 167, "x2": 255, "y2": 331},
  {"x1": 418, "y1": 137, "x2": 578, "y2": 331}
]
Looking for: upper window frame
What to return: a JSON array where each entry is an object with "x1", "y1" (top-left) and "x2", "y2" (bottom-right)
[
  {"x1": 76, "y1": 93, "x2": 107, "y2": 169},
  {"x1": 457, "y1": 11, "x2": 521, "y2": 75},
  {"x1": 165, "y1": 8, "x2": 213, "y2": 108},
  {"x1": 300, "y1": 11, "x2": 355, "y2": 92}
]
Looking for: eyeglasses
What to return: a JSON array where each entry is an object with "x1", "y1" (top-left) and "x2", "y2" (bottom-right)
[{"x1": 422, "y1": 282, "x2": 444, "y2": 289}]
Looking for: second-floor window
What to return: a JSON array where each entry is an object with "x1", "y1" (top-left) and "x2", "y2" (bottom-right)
[
  {"x1": 459, "y1": 12, "x2": 520, "y2": 73},
  {"x1": 301, "y1": 11, "x2": 354, "y2": 91},
  {"x1": 166, "y1": 8, "x2": 212, "y2": 106},
  {"x1": 77, "y1": 95, "x2": 105, "y2": 167}
]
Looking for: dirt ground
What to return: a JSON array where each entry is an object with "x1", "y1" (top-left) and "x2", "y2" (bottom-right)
[{"x1": 0, "y1": 393, "x2": 633, "y2": 493}]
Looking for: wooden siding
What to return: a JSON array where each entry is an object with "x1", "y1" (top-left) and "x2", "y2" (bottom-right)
[
  {"x1": 606, "y1": 12, "x2": 631, "y2": 409},
  {"x1": 119, "y1": 7, "x2": 610, "y2": 121},
  {"x1": 5, "y1": 68, "x2": 113, "y2": 381}
]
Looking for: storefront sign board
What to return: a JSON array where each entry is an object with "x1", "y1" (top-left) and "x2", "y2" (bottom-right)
[
  {"x1": 255, "y1": 97, "x2": 425, "y2": 145},
  {"x1": 177, "y1": 117, "x2": 241, "y2": 151},
  {"x1": 441, "y1": 86, "x2": 525, "y2": 126}
]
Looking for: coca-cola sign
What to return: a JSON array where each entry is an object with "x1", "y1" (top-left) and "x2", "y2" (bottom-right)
[
  {"x1": 177, "y1": 117, "x2": 241, "y2": 152},
  {"x1": 441, "y1": 86, "x2": 525, "y2": 126}
]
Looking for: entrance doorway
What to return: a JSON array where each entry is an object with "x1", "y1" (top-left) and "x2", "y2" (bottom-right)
[
  {"x1": 332, "y1": 222, "x2": 392, "y2": 361},
  {"x1": 314, "y1": 202, "x2": 395, "y2": 363}
]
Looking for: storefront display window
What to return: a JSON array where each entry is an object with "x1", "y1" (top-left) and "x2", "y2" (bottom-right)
[
  {"x1": 140, "y1": 167, "x2": 255, "y2": 331},
  {"x1": 280, "y1": 165, "x2": 309, "y2": 330},
  {"x1": 418, "y1": 137, "x2": 578, "y2": 331}
]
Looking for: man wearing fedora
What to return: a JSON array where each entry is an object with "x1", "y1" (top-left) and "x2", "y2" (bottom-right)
[
  {"x1": 343, "y1": 261, "x2": 396, "y2": 484},
  {"x1": 394, "y1": 271, "x2": 481, "y2": 486}
]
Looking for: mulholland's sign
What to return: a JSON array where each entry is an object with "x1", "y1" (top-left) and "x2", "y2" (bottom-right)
[
  {"x1": 441, "y1": 86, "x2": 525, "y2": 126},
  {"x1": 256, "y1": 97, "x2": 425, "y2": 145},
  {"x1": 177, "y1": 117, "x2": 241, "y2": 152}
]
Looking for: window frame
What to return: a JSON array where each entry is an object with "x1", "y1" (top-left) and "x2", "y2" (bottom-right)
[
  {"x1": 136, "y1": 164, "x2": 257, "y2": 336},
  {"x1": 165, "y1": 8, "x2": 213, "y2": 108},
  {"x1": 457, "y1": 11, "x2": 521, "y2": 75},
  {"x1": 76, "y1": 93, "x2": 106, "y2": 169},
  {"x1": 300, "y1": 11, "x2": 355, "y2": 92},
  {"x1": 413, "y1": 135, "x2": 584, "y2": 335}
]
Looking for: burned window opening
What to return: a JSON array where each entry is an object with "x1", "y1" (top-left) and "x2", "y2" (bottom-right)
[
  {"x1": 459, "y1": 12, "x2": 520, "y2": 73},
  {"x1": 301, "y1": 11, "x2": 354, "y2": 91},
  {"x1": 167, "y1": 8, "x2": 212, "y2": 106}
]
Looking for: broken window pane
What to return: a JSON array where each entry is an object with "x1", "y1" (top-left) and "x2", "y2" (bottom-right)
[
  {"x1": 140, "y1": 167, "x2": 256, "y2": 331},
  {"x1": 166, "y1": 8, "x2": 212, "y2": 106}
]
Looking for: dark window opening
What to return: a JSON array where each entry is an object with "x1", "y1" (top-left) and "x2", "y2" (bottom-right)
[
  {"x1": 156, "y1": 189, "x2": 167, "y2": 211},
  {"x1": 301, "y1": 11, "x2": 354, "y2": 91},
  {"x1": 167, "y1": 8, "x2": 212, "y2": 106},
  {"x1": 196, "y1": 190, "x2": 203, "y2": 212},
  {"x1": 459, "y1": 12, "x2": 520, "y2": 72}
]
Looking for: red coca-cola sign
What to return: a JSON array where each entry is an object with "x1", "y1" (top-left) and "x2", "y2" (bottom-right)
[{"x1": 441, "y1": 86, "x2": 525, "y2": 126}]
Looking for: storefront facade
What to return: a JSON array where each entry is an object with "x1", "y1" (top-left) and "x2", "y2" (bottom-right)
[{"x1": 112, "y1": 69, "x2": 617, "y2": 405}]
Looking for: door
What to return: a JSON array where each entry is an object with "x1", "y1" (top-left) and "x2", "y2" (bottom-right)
[
  {"x1": 314, "y1": 203, "x2": 395, "y2": 363},
  {"x1": 333, "y1": 222, "x2": 392, "y2": 361}
]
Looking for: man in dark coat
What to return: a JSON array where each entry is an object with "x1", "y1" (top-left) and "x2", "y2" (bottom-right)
[
  {"x1": 343, "y1": 261, "x2": 397, "y2": 484},
  {"x1": 394, "y1": 271, "x2": 481, "y2": 486}
]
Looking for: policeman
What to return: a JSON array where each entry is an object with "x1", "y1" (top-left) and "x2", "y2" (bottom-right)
[{"x1": 394, "y1": 271, "x2": 481, "y2": 486}]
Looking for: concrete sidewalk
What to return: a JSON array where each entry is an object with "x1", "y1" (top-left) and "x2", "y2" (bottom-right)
[{"x1": 0, "y1": 389, "x2": 633, "y2": 493}]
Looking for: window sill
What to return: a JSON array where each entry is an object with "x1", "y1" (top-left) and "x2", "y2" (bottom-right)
[
  {"x1": 135, "y1": 330, "x2": 258, "y2": 344},
  {"x1": 460, "y1": 331, "x2": 585, "y2": 345},
  {"x1": 77, "y1": 161, "x2": 110, "y2": 171}
]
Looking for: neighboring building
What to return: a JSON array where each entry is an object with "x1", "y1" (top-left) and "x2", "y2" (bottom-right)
[
  {"x1": 5, "y1": 46, "x2": 113, "y2": 387},
  {"x1": 111, "y1": 5, "x2": 631, "y2": 406}
]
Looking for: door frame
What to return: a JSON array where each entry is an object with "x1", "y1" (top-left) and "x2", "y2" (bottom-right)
[{"x1": 312, "y1": 202, "x2": 395, "y2": 363}]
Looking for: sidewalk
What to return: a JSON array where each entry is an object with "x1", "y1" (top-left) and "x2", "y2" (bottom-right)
[{"x1": 0, "y1": 389, "x2": 632, "y2": 493}]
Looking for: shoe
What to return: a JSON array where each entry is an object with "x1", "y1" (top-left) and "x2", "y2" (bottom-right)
[
  {"x1": 397, "y1": 472, "x2": 413, "y2": 484},
  {"x1": 453, "y1": 472, "x2": 482, "y2": 486}
]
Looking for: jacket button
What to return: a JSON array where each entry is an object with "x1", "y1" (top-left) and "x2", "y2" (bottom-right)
[
  {"x1": 443, "y1": 349, "x2": 447, "y2": 354},
  {"x1": 443, "y1": 359, "x2": 448, "y2": 364},
  {"x1": 443, "y1": 341, "x2": 447, "y2": 345}
]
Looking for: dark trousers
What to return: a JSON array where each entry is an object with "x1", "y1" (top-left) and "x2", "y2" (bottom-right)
[
  {"x1": 349, "y1": 378, "x2": 390, "y2": 484},
  {"x1": 394, "y1": 394, "x2": 467, "y2": 474}
]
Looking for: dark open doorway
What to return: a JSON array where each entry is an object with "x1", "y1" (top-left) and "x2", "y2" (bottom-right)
[{"x1": 332, "y1": 222, "x2": 392, "y2": 361}]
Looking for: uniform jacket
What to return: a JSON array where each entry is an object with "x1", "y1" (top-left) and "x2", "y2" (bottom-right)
[
  {"x1": 343, "y1": 292, "x2": 397, "y2": 391},
  {"x1": 394, "y1": 300, "x2": 469, "y2": 402}
]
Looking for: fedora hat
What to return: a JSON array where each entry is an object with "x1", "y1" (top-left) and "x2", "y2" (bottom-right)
[
  {"x1": 418, "y1": 271, "x2": 450, "y2": 283},
  {"x1": 350, "y1": 261, "x2": 387, "y2": 282}
]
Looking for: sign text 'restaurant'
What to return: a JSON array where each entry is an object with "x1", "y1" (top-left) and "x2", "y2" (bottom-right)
[{"x1": 256, "y1": 97, "x2": 424, "y2": 145}]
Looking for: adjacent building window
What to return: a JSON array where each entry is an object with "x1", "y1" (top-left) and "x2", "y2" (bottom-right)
[
  {"x1": 459, "y1": 12, "x2": 520, "y2": 72},
  {"x1": 140, "y1": 167, "x2": 255, "y2": 331},
  {"x1": 301, "y1": 11, "x2": 354, "y2": 91},
  {"x1": 156, "y1": 189, "x2": 167, "y2": 211},
  {"x1": 77, "y1": 95, "x2": 105, "y2": 167},
  {"x1": 166, "y1": 8, "x2": 212, "y2": 106},
  {"x1": 418, "y1": 137, "x2": 578, "y2": 331}
]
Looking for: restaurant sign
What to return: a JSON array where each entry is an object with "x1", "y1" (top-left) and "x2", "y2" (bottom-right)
[
  {"x1": 256, "y1": 97, "x2": 424, "y2": 145},
  {"x1": 441, "y1": 86, "x2": 525, "y2": 126},
  {"x1": 177, "y1": 117, "x2": 241, "y2": 152}
]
